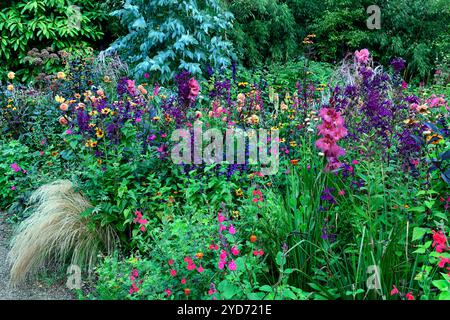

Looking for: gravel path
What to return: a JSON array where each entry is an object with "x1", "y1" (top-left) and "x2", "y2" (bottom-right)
[{"x1": 0, "y1": 214, "x2": 73, "y2": 300}]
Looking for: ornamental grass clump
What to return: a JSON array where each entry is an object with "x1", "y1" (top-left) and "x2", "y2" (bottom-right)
[{"x1": 8, "y1": 180, "x2": 117, "y2": 285}]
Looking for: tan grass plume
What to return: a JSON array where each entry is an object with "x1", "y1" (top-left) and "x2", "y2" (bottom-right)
[{"x1": 8, "y1": 180, "x2": 116, "y2": 285}]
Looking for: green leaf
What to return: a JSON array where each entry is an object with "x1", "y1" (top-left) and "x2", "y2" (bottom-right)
[
  {"x1": 218, "y1": 280, "x2": 239, "y2": 299},
  {"x1": 412, "y1": 227, "x2": 429, "y2": 242},
  {"x1": 433, "y1": 280, "x2": 449, "y2": 292},
  {"x1": 259, "y1": 285, "x2": 272, "y2": 292}
]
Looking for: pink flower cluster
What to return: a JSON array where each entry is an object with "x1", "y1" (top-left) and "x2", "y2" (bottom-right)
[
  {"x1": 431, "y1": 230, "x2": 450, "y2": 277},
  {"x1": 188, "y1": 78, "x2": 200, "y2": 101},
  {"x1": 217, "y1": 210, "x2": 238, "y2": 272},
  {"x1": 11, "y1": 163, "x2": 26, "y2": 174},
  {"x1": 252, "y1": 189, "x2": 263, "y2": 203},
  {"x1": 253, "y1": 249, "x2": 264, "y2": 257},
  {"x1": 208, "y1": 283, "x2": 217, "y2": 296},
  {"x1": 129, "y1": 269, "x2": 140, "y2": 294},
  {"x1": 126, "y1": 80, "x2": 138, "y2": 96},
  {"x1": 427, "y1": 94, "x2": 448, "y2": 109},
  {"x1": 355, "y1": 49, "x2": 370, "y2": 64},
  {"x1": 390, "y1": 285, "x2": 414, "y2": 300},
  {"x1": 218, "y1": 212, "x2": 236, "y2": 234},
  {"x1": 432, "y1": 230, "x2": 448, "y2": 253},
  {"x1": 209, "y1": 243, "x2": 219, "y2": 251},
  {"x1": 133, "y1": 210, "x2": 148, "y2": 232},
  {"x1": 315, "y1": 108, "x2": 348, "y2": 171},
  {"x1": 438, "y1": 256, "x2": 450, "y2": 271}
]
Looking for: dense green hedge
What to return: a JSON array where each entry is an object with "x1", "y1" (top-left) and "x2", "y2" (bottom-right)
[
  {"x1": 226, "y1": 0, "x2": 450, "y2": 81},
  {"x1": 0, "y1": 0, "x2": 120, "y2": 82},
  {"x1": 1, "y1": 0, "x2": 448, "y2": 82}
]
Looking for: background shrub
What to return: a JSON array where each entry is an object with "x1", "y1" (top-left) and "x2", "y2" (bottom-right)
[{"x1": 0, "y1": 0, "x2": 115, "y2": 81}]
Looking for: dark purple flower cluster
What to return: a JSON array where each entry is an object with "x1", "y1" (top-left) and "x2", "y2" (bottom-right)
[
  {"x1": 321, "y1": 218, "x2": 337, "y2": 243},
  {"x1": 161, "y1": 96, "x2": 185, "y2": 126},
  {"x1": 320, "y1": 187, "x2": 336, "y2": 212},
  {"x1": 391, "y1": 58, "x2": 406, "y2": 73},
  {"x1": 209, "y1": 80, "x2": 232, "y2": 107},
  {"x1": 117, "y1": 77, "x2": 129, "y2": 96},
  {"x1": 77, "y1": 110, "x2": 91, "y2": 133}
]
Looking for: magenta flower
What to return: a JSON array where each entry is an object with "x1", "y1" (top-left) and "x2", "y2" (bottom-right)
[
  {"x1": 390, "y1": 285, "x2": 399, "y2": 296},
  {"x1": 219, "y1": 250, "x2": 227, "y2": 261},
  {"x1": 126, "y1": 79, "x2": 137, "y2": 96},
  {"x1": 11, "y1": 163, "x2": 21, "y2": 172},
  {"x1": 228, "y1": 260, "x2": 236, "y2": 271},
  {"x1": 432, "y1": 230, "x2": 447, "y2": 253},
  {"x1": 438, "y1": 257, "x2": 450, "y2": 268},
  {"x1": 315, "y1": 107, "x2": 348, "y2": 172},
  {"x1": 153, "y1": 83, "x2": 160, "y2": 96},
  {"x1": 355, "y1": 49, "x2": 370, "y2": 64},
  {"x1": 228, "y1": 225, "x2": 236, "y2": 235},
  {"x1": 188, "y1": 78, "x2": 200, "y2": 101},
  {"x1": 187, "y1": 262, "x2": 196, "y2": 271}
]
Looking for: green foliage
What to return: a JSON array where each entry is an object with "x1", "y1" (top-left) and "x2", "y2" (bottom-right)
[
  {"x1": 226, "y1": 0, "x2": 449, "y2": 81},
  {"x1": 227, "y1": 0, "x2": 298, "y2": 66},
  {"x1": 107, "y1": 0, "x2": 236, "y2": 83},
  {"x1": 0, "y1": 0, "x2": 111, "y2": 81},
  {"x1": 309, "y1": 0, "x2": 450, "y2": 81}
]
